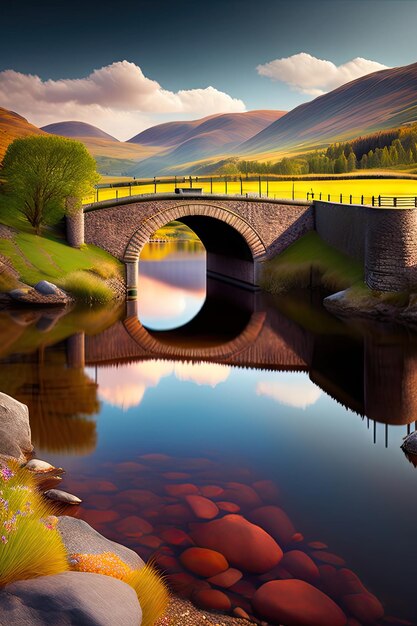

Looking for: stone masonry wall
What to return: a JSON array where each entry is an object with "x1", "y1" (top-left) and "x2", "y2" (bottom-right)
[
  {"x1": 83, "y1": 195, "x2": 314, "y2": 262},
  {"x1": 315, "y1": 201, "x2": 366, "y2": 262}
]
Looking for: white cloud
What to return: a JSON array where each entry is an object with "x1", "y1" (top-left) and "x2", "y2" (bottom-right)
[
  {"x1": 257, "y1": 52, "x2": 389, "y2": 96},
  {"x1": 256, "y1": 378, "x2": 322, "y2": 410},
  {"x1": 0, "y1": 61, "x2": 246, "y2": 140}
]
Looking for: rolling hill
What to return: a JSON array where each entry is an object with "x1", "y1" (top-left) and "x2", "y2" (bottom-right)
[
  {"x1": 0, "y1": 107, "x2": 46, "y2": 160},
  {"x1": 41, "y1": 121, "x2": 119, "y2": 141},
  {"x1": 128, "y1": 110, "x2": 286, "y2": 176},
  {"x1": 240, "y1": 61, "x2": 417, "y2": 159}
]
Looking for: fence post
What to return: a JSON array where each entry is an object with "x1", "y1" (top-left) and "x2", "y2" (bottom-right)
[
  {"x1": 210, "y1": 177, "x2": 213, "y2": 194},
  {"x1": 307, "y1": 192, "x2": 309, "y2": 201},
  {"x1": 378, "y1": 195, "x2": 381, "y2": 207},
  {"x1": 225, "y1": 178, "x2": 228, "y2": 194},
  {"x1": 361, "y1": 194, "x2": 364, "y2": 204},
  {"x1": 340, "y1": 193, "x2": 342, "y2": 203},
  {"x1": 240, "y1": 177, "x2": 243, "y2": 195},
  {"x1": 258, "y1": 176, "x2": 261, "y2": 197},
  {"x1": 189, "y1": 176, "x2": 192, "y2": 189},
  {"x1": 319, "y1": 192, "x2": 322, "y2": 200},
  {"x1": 394, "y1": 197, "x2": 397, "y2": 207},
  {"x1": 415, "y1": 197, "x2": 417, "y2": 208},
  {"x1": 116, "y1": 189, "x2": 119, "y2": 200},
  {"x1": 96, "y1": 189, "x2": 99, "y2": 202},
  {"x1": 372, "y1": 196, "x2": 375, "y2": 206},
  {"x1": 328, "y1": 194, "x2": 330, "y2": 201},
  {"x1": 350, "y1": 194, "x2": 352, "y2": 204},
  {"x1": 266, "y1": 177, "x2": 269, "y2": 197}
]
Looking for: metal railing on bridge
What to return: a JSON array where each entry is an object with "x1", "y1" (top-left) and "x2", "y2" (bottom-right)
[{"x1": 82, "y1": 175, "x2": 417, "y2": 208}]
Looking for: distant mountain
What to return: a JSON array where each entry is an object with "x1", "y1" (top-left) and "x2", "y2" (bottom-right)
[
  {"x1": 0, "y1": 107, "x2": 46, "y2": 160},
  {"x1": 129, "y1": 110, "x2": 286, "y2": 148},
  {"x1": 128, "y1": 110, "x2": 286, "y2": 176},
  {"x1": 240, "y1": 62, "x2": 417, "y2": 158},
  {"x1": 41, "y1": 121, "x2": 119, "y2": 142}
]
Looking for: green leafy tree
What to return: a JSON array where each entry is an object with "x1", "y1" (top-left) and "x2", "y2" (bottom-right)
[{"x1": 1, "y1": 135, "x2": 99, "y2": 234}]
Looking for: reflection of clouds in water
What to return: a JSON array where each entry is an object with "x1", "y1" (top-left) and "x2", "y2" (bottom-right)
[
  {"x1": 97, "y1": 360, "x2": 230, "y2": 410},
  {"x1": 256, "y1": 377, "x2": 322, "y2": 409},
  {"x1": 137, "y1": 275, "x2": 205, "y2": 329},
  {"x1": 174, "y1": 362, "x2": 230, "y2": 387}
]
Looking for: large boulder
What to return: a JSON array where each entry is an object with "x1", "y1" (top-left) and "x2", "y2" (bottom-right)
[
  {"x1": 58, "y1": 516, "x2": 144, "y2": 571},
  {"x1": 0, "y1": 571, "x2": 142, "y2": 626},
  {"x1": 0, "y1": 392, "x2": 32, "y2": 463},
  {"x1": 252, "y1": 579, "x2": 346, "y2": 626},
  {"x1": 190, "y1": 514, "x2": 283, "y2": 574}
]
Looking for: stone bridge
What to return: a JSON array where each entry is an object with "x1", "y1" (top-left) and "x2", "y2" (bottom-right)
[{"x1": 66, "y1": 193, "x2": 417, "y2": 294}]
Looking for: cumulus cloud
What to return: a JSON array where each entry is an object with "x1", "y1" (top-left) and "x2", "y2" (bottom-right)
[
  {"x1": 257, "y1": 52, "x2": 389, "y2": 96},
  {"x1": 0, "y1": 61, "x2": 246, "y2": 139}
]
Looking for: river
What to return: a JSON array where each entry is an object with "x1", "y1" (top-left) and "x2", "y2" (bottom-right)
[{"x1": 0, "y1": 240, "x2": 416, "y2": 625}]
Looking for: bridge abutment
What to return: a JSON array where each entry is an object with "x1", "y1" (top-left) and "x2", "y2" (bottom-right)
[{"x1": 126, "y1": 261, "x2": 139, "y2": 300}]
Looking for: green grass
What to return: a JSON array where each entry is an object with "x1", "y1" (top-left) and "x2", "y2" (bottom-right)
[
  {"x1": 60, "y1": 270, "x2": 114, "y2": 304},
  {"x1": 0, "y1": 212, "x2": 122, "y2": 302},
  {"x1": 261, "y1": 231, "x2": 364, "y2": 294}
]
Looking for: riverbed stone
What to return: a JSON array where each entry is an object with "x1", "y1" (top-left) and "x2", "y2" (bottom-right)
[
  {"x1": 25, "y1": 458, "x2": 62, "y2": 473},
  {"x1": 58, "y1": 516, "x2": 145, "y2": 571},
  {"x1": 44, "y1": 489, "x2": 82, "y2": 505},
  {"x1": 401, "y1": 431, "x2": 417, "y2": 454},
  {"x1": 190, "y1": 514, "x2": 283, "y2": 574},
  {"x1": 180, "y1": 547, "x2": 228, "y2": 577},
  {"x1": 0, "y1": 392, "x2": 32, "y2": 463},
  {"x1": 248, "y1": 505, "x2": 296, "y2": 545},
  {"x1": 0, "y1": 571, "x2": 142, "y2": 626},
  {"x1": 252, "y1": 579, "x2": 347, "y2": 626}
]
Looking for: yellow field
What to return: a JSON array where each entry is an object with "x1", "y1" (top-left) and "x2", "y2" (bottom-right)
[{"x1": 84, "y1": 178, "x2": 417, "y2": 206}]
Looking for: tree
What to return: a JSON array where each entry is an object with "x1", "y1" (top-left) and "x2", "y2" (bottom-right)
[{"x1": 1, "y1": 135, "x2": 99, "y2": 234}]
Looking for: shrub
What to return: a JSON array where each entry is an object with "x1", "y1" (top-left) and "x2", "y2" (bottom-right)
[
  {"x1": 89, "y1": 260, "x2": 121, "y2": 280},
  {"x1": 127, "y1": 564, "x2": 169, "y2": 626},
  {"x1": 0, "y1": 461, "x2": 68, "y2": 586},
  {"x1": 61, "y1": 270, "x2": 114, "y2": 304}
]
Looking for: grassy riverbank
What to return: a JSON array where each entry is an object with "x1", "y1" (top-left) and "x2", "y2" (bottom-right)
[{"x1": 0, "y1": 204, "x2": 122, "y2": 303}]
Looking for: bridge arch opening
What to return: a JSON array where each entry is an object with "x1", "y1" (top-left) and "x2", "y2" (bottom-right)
[{"x1": 124, "y1": 203, "x2": 266, "y2": 297}]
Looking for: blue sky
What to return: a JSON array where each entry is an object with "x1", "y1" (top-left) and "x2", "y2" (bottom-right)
[{"x1": 0, "y1": 0, "x2": 416, "y2": 138}]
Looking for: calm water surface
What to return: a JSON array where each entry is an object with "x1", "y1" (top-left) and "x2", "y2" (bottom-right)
[{"x1": 0, "y1": 240, "x2": 417, "y2": 624}]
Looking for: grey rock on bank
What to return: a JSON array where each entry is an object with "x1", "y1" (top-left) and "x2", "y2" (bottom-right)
[
  {"x1": 0, "y1": 571, "x2": 142, "y2": 626},
  {"x1": 34, "y1": 280, "x2": 60, "y2": 295},
  {"x1": 58, "y1": 516, "x2": 145, "y2": 571},
  {"x1": 0, "y1": 392, "x2": 32, "y2": 463}
]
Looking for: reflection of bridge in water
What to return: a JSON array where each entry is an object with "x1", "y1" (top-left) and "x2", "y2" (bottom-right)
[{"x1": 79, "y1": 280, "x2": 417, "y2": 435}]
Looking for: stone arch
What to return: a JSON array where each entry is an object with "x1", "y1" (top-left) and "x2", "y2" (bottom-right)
[
  {"x1": 123, "y1": 202, "x2": 266, "y2": 263},
  {"x1": 123, "y1": 311, "x2": 267, "y2": 361}
]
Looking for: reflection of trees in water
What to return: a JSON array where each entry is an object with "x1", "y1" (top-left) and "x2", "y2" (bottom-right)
[{"x1": 0, "y1": 350, "x2": 98, "y2": 454}]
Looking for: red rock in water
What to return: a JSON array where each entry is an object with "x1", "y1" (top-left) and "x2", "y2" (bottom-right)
[
  {"x1": 249, "y1": 505, "x2": 296, "y2": 545},
  {"x1": 185, "y1": 495, "x2": 219, "y2": 520},
  {"x1": 88, "y1": 495, "x2": 113, "y2": 511},
  {"x1": 82, "y1": 510, "x2": 119, "y2": 525},
  {"x1": 223, "y1": 482, "x2": 262, "y2": 508},
  {"x1": 252, "y1": 579, "x2": 347, "y2": 626},
  {"x1": 233, "y1": 607, "x2": 251, "y2": 620},
  {"x1": 217, "y1": 501, "x2": 240, "y2": 513},
  {"x1": 310, "y1": 550, "x2": 346, "y2": 567},
  {"x1": 155, "y1": 553, "x2": 180, "y2": 572},
  {"x1": 116, "y1": 516, "x2": 153, "y2": 537},
  {"x1": 160, "y1": 528, "x2": 193, "y2": 546},
  {"x1": 190, "y1": 514, "x2": 283, "y2": 574},
  {"x1": 180, "y1": 547, "x2": 228, "y2": 577},
  {"x1": 138, "y1": 534, "x2": 163, "y2": 549},
  {"x1": 200, "y1": 485, "x2": 225, "y2": 499},
  {"x1": 162, "y1": 472, "x2": 191, "y2": 480},
  {"x1": 118, "y1": 489, "x2": 162, "y2": 508},
  {"x1": 318, "y1": 565, "x2": 342, "y2": 599},
  {"x1": 259, "y1": 564, "x2": 294, "y2": 582},
  {"x1": 308, "y1": 541, "x2": 328, "y2": 550},
  {"x1": 342, "y1": 592, "x2": 384, "y2": 623},
  {"x1": 337, "y1": 569, "x2": 368, "y2": 595},
  {"x1": 252, "y1": 479, "x2": 281, "y2": 503},
  {"x1": 162, "y1": 504, "x2": 195, "y2": 522},
  {"x1": 165, "y1": 483, "x2": 199, "y2": 497},
  {"x1": 280, "y1": 551, "x2": 320, "y2": 584},
  {"x1": 228, "y1": 579, "x2": 256, "y2": 599},
  {"x1": 207, "y1": 568, "x2": 243, "y2": 588},
  {"x1": 168, "y1": 572, "x2": 207, "y2": 598},
  {"x1": 96, "y1": 481, "x2": 118, "y2": 493},
  {"x1": 291, "y1": 532, "x2": 304, "y2": 543},
  {"x1": 193, "y1": 589, "x2": 232, "y2": 612}
]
